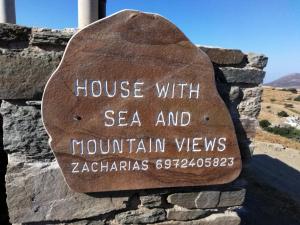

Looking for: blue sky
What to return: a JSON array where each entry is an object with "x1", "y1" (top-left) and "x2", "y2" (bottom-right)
[{"x1": 16, "y1": 0, "x2": 300, "y2": 82}]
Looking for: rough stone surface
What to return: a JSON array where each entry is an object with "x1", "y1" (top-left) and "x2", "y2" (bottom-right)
[
  {"x1": 242, "y1": 86, "x2": 263, "y2": 99},
  {"x1": 0, "y1": 100, "x2": 53, "y2": 161},
  {"x1": 13, "y1": 220, "x2": 106, "y2": 225},
  {"x1": 237, "y1": 86, "x2": 263, "y2": 117},
  {"x1": 166, "y1": 207, "x2": 207, "y2": 221},
  {"x1": 229, "y1": 86, "x2": 241, "y2": 101},
  {"x1": 115, "y1": 208, "x2": 166, "y2": 224},
  {"x1": 238, "y1": 95, "x2": 261, "y2": 118},
  {"x1": 5, "y1": 155, "x2": 128, "y2": 224},
  {"x1": 50, "y1": 220, "x2": 106, "y2": 225},
  {"x1": 167, "y1": 191, "x2": 220, "y2": 209},
  {"x1": 218, "y1": 189, "x2": 246, "y2": 207},
  {"x1": 167, "y1": 193, "x2": 199, "y2": 209},
  {"x1": 140, "y1": 195, "x2": 162, "y2": 208},
  {"x1": 0, "y1": 23, "x2": 31, "y2": 48},
  {"x1": 199, "y1": 46, "x2": 246, "y2": 66},
  {"x1": 219, "y1": 67, "x2": 265, "y2": 84},
  {"x1": 247, "y1": 52, "x2": 268, "y2": 69},
  {"x1": 239, "y1": 116, "x2": 258, "y2": 140},
  {"x1": 195, "y1": 191, "x2": 220, "y2": 209},
  {"x1": 0, "y1": 48, "x2": 62, "y2": 99},
  {"x1": 153, "y1": 211, "x2": 241, "y2": 225},
  {"x1": 30, "y1": 28, "x2": 75, "y2": 49},
  {"x1": 20, "y1": 220, "x2": 107, "y2": 225}
]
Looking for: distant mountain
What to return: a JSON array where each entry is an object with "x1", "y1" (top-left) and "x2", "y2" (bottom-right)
[{"x1": 266, "y1": 73, "x2": 300, "y2": 88}]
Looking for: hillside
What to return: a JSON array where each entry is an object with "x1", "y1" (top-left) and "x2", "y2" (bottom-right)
[
  {"x1": 255, "y1": 86, "x2": 300, "y2": 150},
  {"x1": 252, "y1": 86, "x2": 300, "y2": 222},
  {"x1": 266, "y1": 73, "x2": 300, "y2": 88}
]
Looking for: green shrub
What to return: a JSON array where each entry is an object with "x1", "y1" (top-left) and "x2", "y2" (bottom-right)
[
  {"x1": 277, "y1": 111, "x2": 289, "y2": 117},
  {"x1": 270, "y1": 98, "x2": 276, "y2": 102},
  {"x1": 266, "y1": 105, "x2": 271, "y2": 109},
  {"x1": 288, "y1": 88, "x2": 298, "y2": 94},
  {"x1": 294, "y1": 95, "x2": 300, "y2": 101},
  {"x1": 263, "y1": 126, "x2": 300, "y2": 141},
  {"x1": 259, "y1": 120, "x2": 271, "y2": 128},
  {"x1": 282, "y1": 88, "x2": 297, "y2": 94}
]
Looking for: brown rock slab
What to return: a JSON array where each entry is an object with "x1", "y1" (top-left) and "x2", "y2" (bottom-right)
[{"x1": 42, "y1": 10, "x2": 242, "y2": 193}]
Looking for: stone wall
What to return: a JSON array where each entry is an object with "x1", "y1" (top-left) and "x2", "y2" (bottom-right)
[{"x1": 0, "y1": 23, "x2": 267, "y2": 225}]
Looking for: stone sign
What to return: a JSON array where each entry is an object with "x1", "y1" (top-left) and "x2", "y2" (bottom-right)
[{"x1": 42, "y1": 10, "x2": 242, "y2": 193}]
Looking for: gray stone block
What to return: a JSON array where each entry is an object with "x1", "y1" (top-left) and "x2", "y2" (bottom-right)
[
  {"x1": 238, "y1": 116, "x2": 258, "y2": 140},
  {"x1": 0, "y1": 48, "x2": 62, "y2": 99},
  {"x1": 167, "y1": 192, "x2": 199, "y2": 209},
  {"x1": 218, "y1": 189, "x2": 246, "y2": 207},
  {"x1": 247, "y1": 52, "x2": 268, "y2": 69},
  {"x1": 0, "y1": 23, "x2": 31, "y2": 48},
  {"x1": 195, "y1": 191, "x2": 220, "y2": 209},
  {"x1": 115, "y1": 208, "x2": 166, "y2": 224},
  {"x1": 219, "y1": 67, "x2": 265, "y2": 84},
  {"x1": 238, "y1": 96, "x2": 261, "y2": 117},
  {"x1": 140, "y1": 195, "x2": 162, "y2": 208},
  {"x1": 167, "y1": 207, "x2": 207, "y2": 221},
  {"x1": 242, "y1": 86, "x2": 263, "y2": 99},
  {"x1": 58, "y1": 220, "x2": 106, "y2": 225},
  {"x1": 30, "y1": 28, "x2": 75, "y2": 49},
  {"x1": 229, "y1": 86, "x2": 241, "y2": 101},
  {"x1": 198, "y1": 46, "x2": 246, "y2": 66},
  {"x1": 167, "y1": 191, "x2": 220, "y2": 209},
  {"x1": 1, "y1": 100, "x2": 53, "y2": 161},
  {"x1": 237, "y1": 86, "x2": 263, "y2": 118},
  {"x1": 5, "y1": 155, "x2": 128, "y2": 224},
  {"x1": 152, "y1": 211, "x2": 241, "y2": 225}
]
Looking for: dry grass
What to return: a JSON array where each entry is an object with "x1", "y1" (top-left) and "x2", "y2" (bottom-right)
[
  {"x1": 255, "y1": 128, "x2": 300, "y2": 150},
  {"x1": 255, "y1": 87, "x2": 300, "y2": 150}
]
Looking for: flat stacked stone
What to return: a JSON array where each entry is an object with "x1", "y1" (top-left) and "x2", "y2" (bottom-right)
[
  {"x1": 5, "y1": 156, "x2": 128, "y2": 223},
  {"x1": 197, "y1": 45, "x2": 268, "y2": 160},
  {"x1": 30, "y1": 28, "x2": 75, "y2": 50},
  {"x1": 0, "y1": 23, "x2": 31, "y2": 48},
  {"x1": 198, "y1": 46, "x2": 246, "y2": 66}
]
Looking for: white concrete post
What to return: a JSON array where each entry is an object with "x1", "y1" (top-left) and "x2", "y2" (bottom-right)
[
  {"x1": 0, "y1": 0, "x2": 16, "y2": 24},
  {"x1": 78, "y1": 0, "x2": 99, "y2": 28}
]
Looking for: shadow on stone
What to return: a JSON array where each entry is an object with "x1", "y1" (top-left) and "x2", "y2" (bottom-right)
[
  {"x1": 0, "y1": 109, "x2": 11, "y2": 225},
  {"x1": 215, "y1": 67, "x2": 254, "y2": 162},
  {"x1": 240, "y1": 154, "x2": 300, "y2": 225}
]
